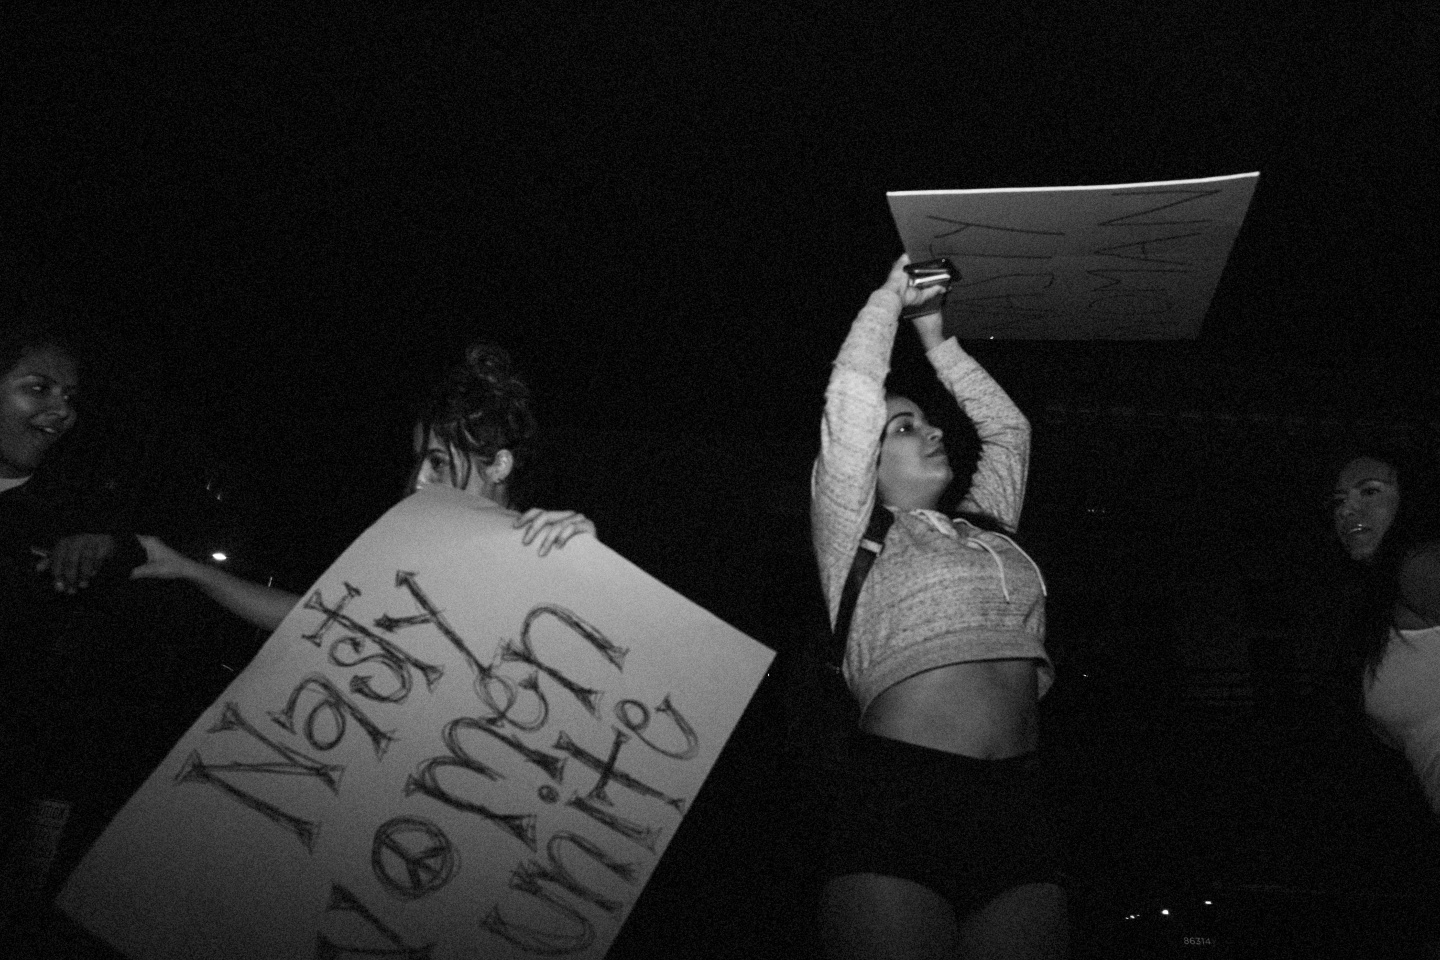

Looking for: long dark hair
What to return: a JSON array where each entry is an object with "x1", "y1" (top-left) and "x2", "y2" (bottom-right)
[
  {"x1": 418, "y1": 341, "x2": 539, "y2": 510},
  {"x1": 0, "y1": 315, "x2": 74, "y2": 378},
  {"x1": 1333, "y1": 444, "x2": 1440, "y2": 679}
]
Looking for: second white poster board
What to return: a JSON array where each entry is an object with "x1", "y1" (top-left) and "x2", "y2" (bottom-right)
[{"x1": 888, "y1": 172, "x2": 1259, "y2": 340}]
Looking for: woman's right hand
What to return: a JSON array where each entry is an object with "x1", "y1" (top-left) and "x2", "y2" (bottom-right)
[
  {"x1": 885, "y1": 255, "x2": 949, "y2": 350},
  {"x1": 130, "y1": 535, "x2": 201, "y2": 582},
  {"x1": 883, "y1": 255, "x2": 947, "y2": 308},
  {"x1": 514, "y1": 509, "x2": 596, "y2": 557}
]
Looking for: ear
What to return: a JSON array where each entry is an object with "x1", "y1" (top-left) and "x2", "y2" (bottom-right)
[{"x1": 485, "y1": 449, "x2": 514, "y2": 484}]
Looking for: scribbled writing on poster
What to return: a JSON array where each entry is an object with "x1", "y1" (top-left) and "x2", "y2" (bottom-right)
[
  {"x1": 888, "y1": 172, "x2": 1259, "y2": 340},
  {"x1": 58, "y1": 488, "x2": 774, "y2": 960}
]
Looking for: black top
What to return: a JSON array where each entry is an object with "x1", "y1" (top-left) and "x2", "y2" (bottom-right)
[{"x1": 1, "y1": 478, "x2": 146, "y2": 664}]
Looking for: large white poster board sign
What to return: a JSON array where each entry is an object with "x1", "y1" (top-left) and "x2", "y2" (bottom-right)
[
  {"x1": 888, "y1": 172, "x2": 1259, "y2": 340},
  {"x1": 58, "y1": 487, "x2": 775, "y2": 960}
]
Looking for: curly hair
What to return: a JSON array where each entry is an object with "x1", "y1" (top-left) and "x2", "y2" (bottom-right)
[{"x1": 417, "y1": 341, "x2": 538, "y2": 508}]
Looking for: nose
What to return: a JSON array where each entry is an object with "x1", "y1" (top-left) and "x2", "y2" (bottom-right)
[
  {"x1": 927, "y1": 425, "x2": 943, "y2": 442},
  {"x1": 41, "y1": 393, "x2": 76, "y2": 426}
]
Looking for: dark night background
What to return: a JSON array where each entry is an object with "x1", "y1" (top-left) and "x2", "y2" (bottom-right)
[{"x1": 3, "y1": 3, "x2": 1438, "y2": 957}]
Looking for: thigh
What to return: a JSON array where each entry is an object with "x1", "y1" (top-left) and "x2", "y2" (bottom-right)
[
  {"x1": 957, "y1": 882, "x2": 1069, "y2": 960},
  {"x1": 820, "y1": 873, "x2": 960, "y2": 960}
]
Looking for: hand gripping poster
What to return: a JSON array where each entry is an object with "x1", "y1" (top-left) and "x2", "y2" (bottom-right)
[
  {"x1": 888, "y1": 172, "x2": 1259, "y2": 340},
  {"x1": 58, "y1": 487, "x2": 775, "y2": 960}
]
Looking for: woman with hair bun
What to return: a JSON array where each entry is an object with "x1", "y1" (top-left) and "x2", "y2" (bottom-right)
[{"x1": 133, "y1": 339, "x2": 594, "y2": 630}]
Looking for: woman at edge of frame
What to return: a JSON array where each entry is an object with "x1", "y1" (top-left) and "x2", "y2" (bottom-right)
[
  {"x1": 130, "y1": 339, "x2": 594, "y2": 631},
  {"x1": 811, "y1": 255, "x2": 1067, "y2": 959},
  {"x1": 1328, "y1": 447, "x2": 1440, "y2": 957},
  {"x1": 1332, "y1": 447, "x2": 1440, "y2": 810}
]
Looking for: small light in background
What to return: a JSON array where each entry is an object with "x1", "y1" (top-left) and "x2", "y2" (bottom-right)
[
  {"x1": 211, "y1": 552, "x2": 228, "y2": 562},
  {"x1": 1204, "y1": 900, "x2": 1213, "y2": 906},
  {"x1": 1160, "y1": 909, "x2": 1170, "y2": 916}
]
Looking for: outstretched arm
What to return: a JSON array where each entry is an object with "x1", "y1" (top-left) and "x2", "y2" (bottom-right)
[{"x1": 131, "y1": 535, "x2": 300, "y2": 632}]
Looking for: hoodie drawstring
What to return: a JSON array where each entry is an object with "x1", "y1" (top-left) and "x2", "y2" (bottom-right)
[{"x1": 908, "y1": 509, "x2": 1047, "y2": 604}]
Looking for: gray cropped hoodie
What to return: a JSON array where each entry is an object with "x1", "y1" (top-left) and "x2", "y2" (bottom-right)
[{"x1": 811, "y1": 286, "x2": 1053, "y2": 716}]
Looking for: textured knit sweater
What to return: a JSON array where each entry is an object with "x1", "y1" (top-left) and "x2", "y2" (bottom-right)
[{"x1": 811, "y1": 286, "x2": 1053, "y2": 716}]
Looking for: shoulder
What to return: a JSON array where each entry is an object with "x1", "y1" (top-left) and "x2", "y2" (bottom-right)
[
  {"x1": 1400, "y1": 541, "x2": 1440, "y2": 583},
  {"x1": 1398, "y1": 541, "x2": 1440, "y2": 626}
]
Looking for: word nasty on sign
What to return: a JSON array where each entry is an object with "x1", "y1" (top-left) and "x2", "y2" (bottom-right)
[{"x1": 176, "y1": 571, "x2": 701, "y2": 957}]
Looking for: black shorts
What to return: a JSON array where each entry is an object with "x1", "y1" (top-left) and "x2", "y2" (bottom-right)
[{"x1": 823, "y1": 730, "x2": 1065, "y2": 914}]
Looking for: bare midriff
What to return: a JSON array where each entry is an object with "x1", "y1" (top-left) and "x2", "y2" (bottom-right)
[{"x1": 861, "y1": 659, "x2": 1040, "y2": 759}]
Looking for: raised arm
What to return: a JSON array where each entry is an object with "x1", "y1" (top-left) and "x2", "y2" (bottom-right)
[
  {"x1": 811, "y1": 256, "x2": 945, "y2": 623},
  {"x1": 131, "y1": 535, "x2": 299, "y2": 632},
  {"x1": 910, "y1": 303, "x2": 1030, "y2": 532}
]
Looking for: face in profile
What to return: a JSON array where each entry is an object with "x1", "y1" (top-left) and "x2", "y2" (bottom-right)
[
  {"x1": 0, "y1": 346, "x2": 79, "y2": 479},
  {"x1": 1333, "y1": 456, "x2": 1400, "y2": 563},
  {"x1": 408, "y1": 425, "x2": 473, "y2": 494},
  {"x1": 877, "y1": 395, "x2": 952, "y2": 510},
  {"x1": 406, "y1": 424, "x2": 510, "y2": 504}
]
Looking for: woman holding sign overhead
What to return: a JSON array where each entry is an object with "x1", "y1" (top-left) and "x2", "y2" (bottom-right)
[
  {"x1": 130, "y1": 340, "x2": 594, "y2": 630},
  {"x1": 811, "y1": 256, "x2": 1067, "y2": 959}
]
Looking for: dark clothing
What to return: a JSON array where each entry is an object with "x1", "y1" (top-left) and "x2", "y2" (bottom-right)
[
  {"x1": 823, "y1": 730, "x2": 1065, "y2": 914},
  {"x1": 2, "y1": 479, "x2": 146, "y2": 786},
  {"x1": 0, "y1": 477, "x2": 145, "y2": 648},
  {"x1": 2, "y1": 478, "x2": 235, "y2": 888}
]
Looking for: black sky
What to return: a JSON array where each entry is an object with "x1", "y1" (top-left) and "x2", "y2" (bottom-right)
[
  {"x1": 3, "y1": 1, "x2": 1436, "y2": 580},
  {"x1": 4, "y1": 8, "x2": 1439, "y2": 949}
]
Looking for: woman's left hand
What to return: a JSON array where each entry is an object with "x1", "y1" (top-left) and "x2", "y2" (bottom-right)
[
  {"x1": 514, "y1": 509, "x2": 596, "y2": 557},
  {"x1": 35, "y1": 533, "x2": 117, "y2": 593}
]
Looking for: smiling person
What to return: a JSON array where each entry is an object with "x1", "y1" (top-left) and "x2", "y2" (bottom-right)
[
  {"x1": 1331, "y1": 448, "x2": 1440, "y2": 813},
  {"x1": 811, "y1": 256, "x2": 1066, "y2": 960},
  {"x1": 0, "y1": 321, "x2": 142, "y2": 596},
  {"x1": 129, "y1": 339, "x2": 594, "y2": 632},
  {"x1": 1, "y1": 315, "x2": 156, "y2": 637},
  {"x1": 0, "y1": 330, "x2": 75, "y2": 481},
  {"x1": 0, "y1": 314, "x2": 155, "y2": 930}
]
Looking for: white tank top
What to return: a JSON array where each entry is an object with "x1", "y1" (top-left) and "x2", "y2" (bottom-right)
[{"x1": 1365, "y1": 623, "x2": 1440, "y2": 814}]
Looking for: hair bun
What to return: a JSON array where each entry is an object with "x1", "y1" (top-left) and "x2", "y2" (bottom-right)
[
  {"x1": 418, "y1": 339, "x2": 540, "y2": 507},
  {"x1": 460, "y1": 342, "x2": 529, "y2": 404}
]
